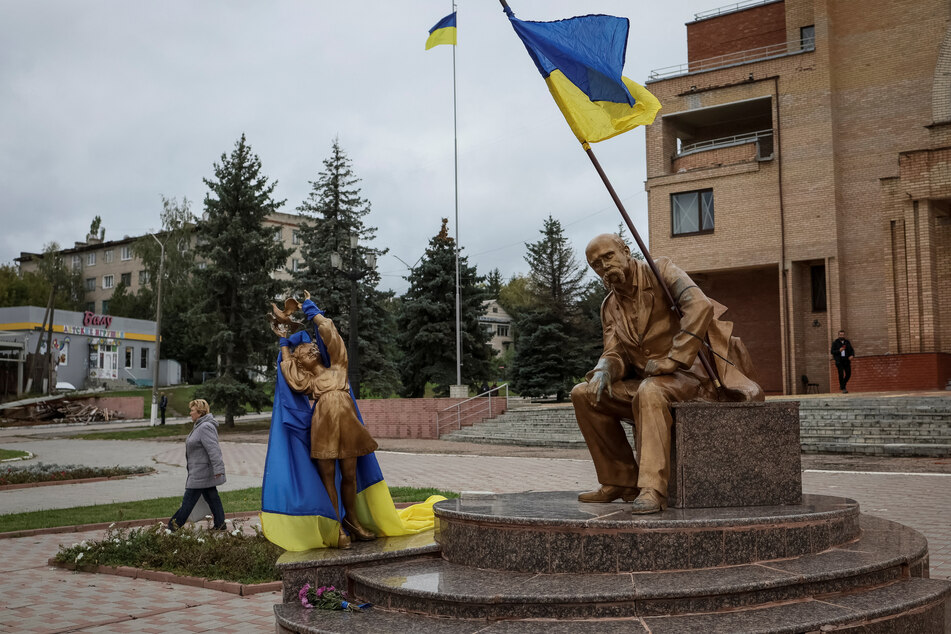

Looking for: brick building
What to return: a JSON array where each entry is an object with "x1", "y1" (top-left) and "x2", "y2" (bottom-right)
[
  {"x1": 644, "y1": 0, "x2": 951, "y2": 394},
  {"x1": 16, "y1": 211, "x2": 303, "y2": 314}
]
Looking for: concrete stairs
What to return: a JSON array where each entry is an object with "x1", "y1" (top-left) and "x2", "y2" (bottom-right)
[{"x1": 442, "y1": 396, "x2": 951, "y2": 457}]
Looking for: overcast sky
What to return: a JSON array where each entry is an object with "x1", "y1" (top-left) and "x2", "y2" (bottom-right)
[{"x1": 1, "y1": 0, "x2": 714, "y2": 294}]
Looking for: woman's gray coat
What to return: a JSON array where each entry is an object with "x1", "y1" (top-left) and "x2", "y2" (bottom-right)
[{"x1": 184, "y1": 413, "x2": 226, "y2": 489}]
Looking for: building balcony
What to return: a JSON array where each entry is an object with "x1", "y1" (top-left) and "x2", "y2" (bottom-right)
[{"x1": 648, "y1": 37, "x2": 814, "y2": 81}]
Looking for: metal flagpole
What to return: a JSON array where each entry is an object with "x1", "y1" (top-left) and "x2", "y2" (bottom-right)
[{"x1": 452, "y1": 0, "x2": 462, "y2": 388}]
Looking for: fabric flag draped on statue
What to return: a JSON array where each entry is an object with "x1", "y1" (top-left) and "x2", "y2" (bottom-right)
[
  {"x1": 426, "y1": 12, "x2": 457, "y2": 50},
  {"x1": 260, "y1": 347, "x2": 441, "y2": 551},
  {"x1": 505, "y1": 10, "x2": 661, "y2": 145}
]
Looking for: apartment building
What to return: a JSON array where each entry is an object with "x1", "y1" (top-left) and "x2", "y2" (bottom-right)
[
  {"x1": 479, "y1": 299, "x2": 514, "y2": 354},
  {"x1": 643, "y1": 0, "x2": 951, "y2": 394},
  {"x1": 17, "y1": 211, "x2": 304, "y2": 313}
]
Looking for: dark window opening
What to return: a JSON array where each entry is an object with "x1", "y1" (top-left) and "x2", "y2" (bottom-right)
[{"x1": 810, "y1": 264, "x2": 827, "y2": 312}]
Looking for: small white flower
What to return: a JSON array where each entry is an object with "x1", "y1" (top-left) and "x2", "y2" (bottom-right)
[
  {"x1": 79, "y1": 540, "x2": 87, "y2": 548},
  {"x1": 75, "y1": 552, "x2": 84, "y2": 562},
  {"x1": 231, "y1": 529, "x2": 241, "y2": 536},
  {"x1": 165, "y1": 529, "x2": 172, "y2": 535},
  {"x1": 197, "y1": 537, "x2": 205, "y2": 544}
]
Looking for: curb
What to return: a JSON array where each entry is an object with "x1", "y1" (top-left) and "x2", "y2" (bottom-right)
[
  {"x1": 0, "y1": 470, "x2": 154, "y2": 491},
  {"x1": 47, "y1": 559, "x2": 282, "y2": 596},
  {"x1": 0, "y1": 511, "x2": 261, "y2": 540}
]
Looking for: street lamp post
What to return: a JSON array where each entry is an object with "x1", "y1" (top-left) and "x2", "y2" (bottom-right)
[
  {"x1": 149, "y1": 234, "x2": 166, "y2": 427},
  {"x1": 330, "y1": 235, "x2": 376, "y2": 398}
]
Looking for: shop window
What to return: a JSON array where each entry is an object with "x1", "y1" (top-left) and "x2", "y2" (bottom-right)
[
  {"x1": 102, "y1": 274, "x2": 114, "y2": 289},
  {"x1": 72, "y1": 255, "x2": 82, "y2": 271},
  {"x1": 140, "y1": 348, "x2": 149, "y2": 369},
  {"x1": 811, "y1": 264, "x2": 827, "y2": 312},
  {"x1": 671, "y1": 189, "x2": 714, "y2": 236},
  {"x1": 120, "y1": 272, "x2": 132, "y2": 286},
  {"x1": 87, "y1": 252, "x2": 96, "y2": 266},
  {"x1": 125, "y1": 346, "x2": 133, "y2": 368},
  {"x1": 85, "y1": 277, "x2": 96, "y2": 291},
  {"x1": 104, "y1": 249, "x2": 114, "y2": 263},
  {"x1": 120, "y1": 246, "x2": 132, "y2": 260}
]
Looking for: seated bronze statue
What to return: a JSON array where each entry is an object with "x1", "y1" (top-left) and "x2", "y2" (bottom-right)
[
  {"x1": 572, "y1": 234, "x2": 764, "y2": 514},
  {"x1": 271, "y1": 292, "x2": 378, "y2": 547}
]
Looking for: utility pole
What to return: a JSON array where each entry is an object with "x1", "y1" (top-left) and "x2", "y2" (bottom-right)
[
  {"x1": 330, "y1": 235, "x2": 376, "y2": 398},
  {"x1": 149, "y1": 233, "x2": 165, "y2": 427}
]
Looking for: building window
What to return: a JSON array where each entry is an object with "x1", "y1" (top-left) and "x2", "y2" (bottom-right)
[
  {"x1": 85, "y1": 277, "x2": 96, "y2": 291},
  {"x1": 101, "y1": 299, "x2": 110, "y2": 313},
  {"x1": 85, "y1": 302, "x2": 95, "y2": 312},
  {"x1": 197, "y1": 261, "x2": 207, "y2": 269},
  {"x1": 120, "y1": 246, "x2": 132, "y2": 260},
  {"x1": 496, "y1": 325, "x2": 509, "y2": 337},
  {"x1": 120, "y1": 272, "x2": 132, "y2": 286},
  {"x1": 139, "y1": 270, "x2": 150, "y2": 285},
  {"x1": 273, "y1": 227, "x2": 282, "y2": 242},
  {"x1": 87, "y1": 252, "x2": 96, "y2": 266},
  {"x1": 140, "y1": 348, "x2": 149, "y2": 369},
  {"x1": 291, "y1": 258, "x2": 303, "y2": 272},
  {"x1": 671, "y1": 189, "x2": 714, "y2": 236},
  {"x1": 800, "y1": 25, "x2": 815, "y2": 50},
  {"x1": 104, "y1": 249, "x2": 114, "y2": 263},
  {"x1": 125, "y1": 346, "x2": 134, "y2": 368},
  {"x1": 492, "y1": 307, "x2": 498, "y2": 313},
  {"x1": 102, "y1": 274, "x2": 114, "y2": 289},
  {"x1": 292, "y1": 230, "x2": 301, "y2": 245},
  {"x1": 811, "y1": 264, "x2": 827, "y2": 312},
  {"x1": 71, "y1": 255, "x2": 82, "y2": 271}
]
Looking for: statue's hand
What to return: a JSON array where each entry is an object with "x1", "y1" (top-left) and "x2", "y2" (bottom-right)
[
  {"x1": 587, "y1": 370, "x2": 613, "y2": 403},
  {"x1": 644, "y1": 357, "x2": 679, "y2": 376},
  {"x1": 301, "y1": 298, "x2": 324, "y2": 320}
]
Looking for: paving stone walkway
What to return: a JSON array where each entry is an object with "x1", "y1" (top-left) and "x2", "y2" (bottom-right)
[{"x1": 1, "y1": 427, "x2": 949, "y2": 631}]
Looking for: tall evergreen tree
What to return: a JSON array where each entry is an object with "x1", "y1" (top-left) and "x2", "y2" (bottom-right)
[
  {"x1": 396, "y1": 219, "x2": 492, "y2": 397},
  {"x1": 484, "y1": 268, "x2": 504, "y2": 298},
  {"x1": 511, "y1": 216, "x2": 589, "y2": 401},
  {"x1": 193, "y1": 134, "x2": 291, "y2": 426},
  {"x1": 293, "y1": 139, "x2": 398, "y2": 397}
]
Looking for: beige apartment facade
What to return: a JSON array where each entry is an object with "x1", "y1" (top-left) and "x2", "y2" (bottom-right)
[
  {"x1": 644, "y1": 0, "x2": 951, "y2": 394},
  {"x1": 17, "y1": 211, "x2": 304, "y2": 314}
]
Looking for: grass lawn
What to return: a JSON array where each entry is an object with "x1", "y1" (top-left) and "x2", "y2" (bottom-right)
[
  {"x1": 0, "y1": 486, "x2": 457, "y2": 533},
  {"x1": 0, "y1": 448, "x2": 31, "y2": 461}
]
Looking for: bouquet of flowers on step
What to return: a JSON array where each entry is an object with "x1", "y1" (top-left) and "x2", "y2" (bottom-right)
[{"x1": 299, "y1": 583, "x2": 370, "y2": 612}]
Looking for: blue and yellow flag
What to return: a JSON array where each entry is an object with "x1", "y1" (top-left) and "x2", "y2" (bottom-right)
[
  {"x1": 426, "y1": 12, "x2": 457, "y2": 50},
  {"x1": 506, "y1": 11, "x2": 661, "y2": 145}
]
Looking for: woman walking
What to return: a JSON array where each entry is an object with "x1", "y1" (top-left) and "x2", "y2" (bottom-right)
[{"x1": 168, "y1": 399, "x2": 226, "y2": 530}]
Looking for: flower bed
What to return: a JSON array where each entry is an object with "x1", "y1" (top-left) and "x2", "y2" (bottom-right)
[
  {"x1": 0, "y1": 463, "x2": 153, "y2": 486},
  {"x1": 53, "y1": 519, "x2": 283, "y2": 585}
]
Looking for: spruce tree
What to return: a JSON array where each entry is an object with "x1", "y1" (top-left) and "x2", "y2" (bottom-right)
[
  {"x1": 511, "y1": 216, "x2": 590, "y2": 401},
  {"x1": 293, "y1": 139, "x2": 398, "y2": 397},
  {"x1": 194, "y1": 134, "x2": 291, "y2": 426},
  {"x1": 396, "y1": 219, "x2": 492, "y2": 397}
]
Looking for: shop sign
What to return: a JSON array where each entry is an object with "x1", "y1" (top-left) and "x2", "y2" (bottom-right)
[{"x1": 83, "y1": 311, "x2": 113, "y2": 328}]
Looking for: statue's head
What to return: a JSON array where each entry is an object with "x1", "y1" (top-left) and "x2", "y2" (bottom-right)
[
  {"x1": 585, "y1": 233, "x2": 632, "y2": 288},
  {"x1": 291, "y1": 342, "x2": 323, "y2": 373}
]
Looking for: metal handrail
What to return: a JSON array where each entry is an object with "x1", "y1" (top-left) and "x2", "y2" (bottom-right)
[
  {"x1": 648, "y1": 37, "x2": 815, "y2": 81},
  {"x1": 678, "y1": 129, "x2": 772, "y2": 155},
  {"x1": 694, "y1": 0, "x2": 776, "y2": 21},
  {"x1": 436, "y1": 383, "x2": 509, "y2": 435}
]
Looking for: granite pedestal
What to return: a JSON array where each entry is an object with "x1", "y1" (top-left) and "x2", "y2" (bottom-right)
[{"x1": 669, "y1": 401, "x2": 802, "y2": 508}]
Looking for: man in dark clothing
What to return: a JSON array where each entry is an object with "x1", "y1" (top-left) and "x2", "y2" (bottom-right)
[
  {"x1": 831, "y1": 330, "x2": 855, "y2": 393},
  {"x1": 159, "y1": 393, "x2": 168, "y2": 425}
]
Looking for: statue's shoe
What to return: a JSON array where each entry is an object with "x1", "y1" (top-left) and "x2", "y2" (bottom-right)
[
  {"x1": 343, "y1": 517, "x2": 377, "y2": 541},
  {"x1": 336, "y1": 528, "x2": 352, "y2": 549},
  {"x1": 578, "y1": 485, "x2": 639, "y2": 503},
  {"x1": 630, "y1": 488, "x2": 666, "y2": 515}
]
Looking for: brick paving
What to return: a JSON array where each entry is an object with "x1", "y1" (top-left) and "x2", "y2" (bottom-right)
[{"x1": 1, "y1": 429, "x2": 950, "y2": 630}]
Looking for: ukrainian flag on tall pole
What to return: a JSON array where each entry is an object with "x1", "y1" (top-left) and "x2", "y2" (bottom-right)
[
  {"x1": 426, "y1": 12, "x2": 457, "y2": 49},
  {"x1": 426, "y1": 6, "x2": 464, "y2": 391}
]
